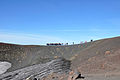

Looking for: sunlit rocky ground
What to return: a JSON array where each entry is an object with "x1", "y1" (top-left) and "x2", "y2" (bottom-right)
[{"x1": 0, "y1": 36, "x2": 120, "y2": 80}]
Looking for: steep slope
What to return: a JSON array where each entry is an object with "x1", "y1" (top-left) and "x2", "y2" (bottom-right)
[
  {"x1": 0, "y1": 36, "x2": 120, "y2": 74},
  {"x1": 72, "y1": 36, "x2": 120, "y2": 74},
  {"x1": 0, "y1": 41, "x2": 92, "y2": 72}
]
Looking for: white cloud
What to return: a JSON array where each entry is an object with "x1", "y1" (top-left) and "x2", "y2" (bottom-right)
[{"x1": 0, "y1": 32, "x2": 66, "y2": 45}]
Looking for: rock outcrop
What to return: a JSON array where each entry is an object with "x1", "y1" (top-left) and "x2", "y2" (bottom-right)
[
  {"x1": 0, "y1": 61, "x2": 11, "y2": 75},
  {"x1": 0, "y1": 58, "x2": 71, "y2": 80},
  {"x1": 68, "y1": 70, "x2": 84, "y2": 80}
]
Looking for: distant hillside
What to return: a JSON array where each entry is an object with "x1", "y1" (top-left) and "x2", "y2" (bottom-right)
[
  {"x1": 0, "y1": 41, "x2": 92, "y2": 72},
  {"x1": 0, "y1": 36, "x2": 120, "y2": 74}
]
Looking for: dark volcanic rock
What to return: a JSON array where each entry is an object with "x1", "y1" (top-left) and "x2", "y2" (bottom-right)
[{"x1": 0, "y1": 58, "x2": 71, "y2": 80}]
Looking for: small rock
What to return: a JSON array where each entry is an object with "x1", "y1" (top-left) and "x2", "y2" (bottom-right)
[
  {"x1": 105, "y1": 51, "x2": 111, "y2": 55},
  {"x1": 26, "y1": 77, "x2": 31, "y2": 80},
  {"x1": 68, "y1": 70, "x2": 85, "y2": 80}
]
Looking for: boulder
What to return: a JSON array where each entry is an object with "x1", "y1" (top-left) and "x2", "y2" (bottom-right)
[
  {"x1": 68, "y1": 70, "x2": 84, "y2": 80},
  {"x1": 0, "y1": 58, "x2": 71, "y2": 80}
]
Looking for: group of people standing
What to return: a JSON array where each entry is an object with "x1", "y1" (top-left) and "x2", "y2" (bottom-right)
[
  {"x1": 46, "y1": 39, "x2": 93, "y2": 46},
  {"x1": 46, "y1": 43, "x2": 68, "y2": 46}
]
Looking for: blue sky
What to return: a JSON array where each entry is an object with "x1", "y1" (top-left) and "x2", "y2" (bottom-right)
[{"x1": 0, "y1": 0, "x2": 120, "y2": 45}]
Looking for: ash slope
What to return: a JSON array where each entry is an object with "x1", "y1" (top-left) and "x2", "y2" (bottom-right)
[
  {"x1": 0, "y1": 36, "x2": 120, "y2": 74},
  {"x1": 0, "y1": 40, "x2": 91, "y2": 72},
  {"x1": 72, "y1": 36, "x2": 120, "y2": 74}
]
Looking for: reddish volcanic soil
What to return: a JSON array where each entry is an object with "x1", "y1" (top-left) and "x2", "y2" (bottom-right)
[{"x1": 72, "y1": 36, "x2": 120, "y2": 74}]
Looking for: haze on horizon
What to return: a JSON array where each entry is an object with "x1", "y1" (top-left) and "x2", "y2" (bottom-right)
[{"x1": 0, "y1": 0, "x2": 120, "y2": 45}]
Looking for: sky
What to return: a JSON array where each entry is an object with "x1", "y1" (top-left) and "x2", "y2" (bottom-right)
[{"x1": 0, "y1": 0, "x2": 120, "y2": 45}]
